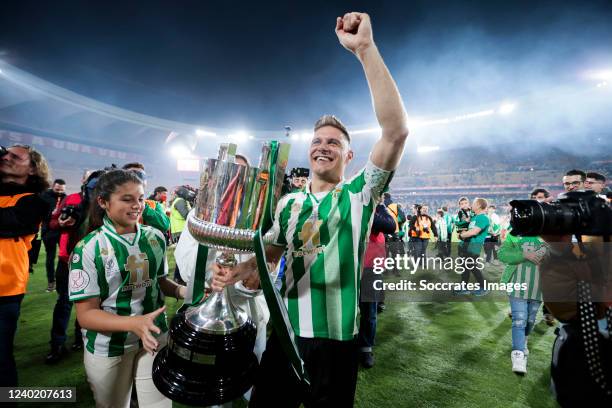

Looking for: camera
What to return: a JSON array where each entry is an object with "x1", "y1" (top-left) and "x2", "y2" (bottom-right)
[
  {"x1": 0, "y1": 146, "x2": 7, "y2": 158},
  {"x1": 59, "y1": 205, "x2": 81, "y2": 221},
  {"x1": 176, "y1": 185, "x2": 196, "y2": 204},
  {"x1": 510, "y1": 190, "x2": 612, "y2": 236}
]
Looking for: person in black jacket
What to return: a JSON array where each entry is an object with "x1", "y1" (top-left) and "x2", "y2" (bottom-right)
[
  {"x1": 39, "y1": 179, "x2": 66, "y2": 292},
  {"x1": 0, "y1": 144, "x2": 50, "y2": 386}
]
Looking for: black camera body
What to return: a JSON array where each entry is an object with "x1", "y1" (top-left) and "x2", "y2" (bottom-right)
[
  {"x1": 59, "y1": 205, "x2": 81, "y2": 221},
  {"x1": 510, "y1": 191, "x2": 612, "y2": 236}
]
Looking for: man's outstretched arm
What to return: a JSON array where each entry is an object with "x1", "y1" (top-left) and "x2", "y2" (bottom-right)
[{"x1": 336, "y1": 12, "x2": 409, "y2": 171}]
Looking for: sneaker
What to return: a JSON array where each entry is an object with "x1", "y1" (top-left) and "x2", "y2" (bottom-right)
[
  {"x1": 360, "y1": 352, "x2": 375, "y2": 369},
  {"x1": 71, "y1": 341, "x2": 83, "y2": 351},
  {"x1": 45, "y1": 345, "x2": 67, "y2": 365},
  {"x1": 511, "y1": 350, "x2": 527, "y2": 374},
  {"x1": 377, "y1": 303, "x2": 386, "y2": 313},
  {"x1": 471, "y1": 289, "x2": 489, "y2": 297},
  {"x1": 46, "y1": 282, "x2": 56, "y2": 292}
]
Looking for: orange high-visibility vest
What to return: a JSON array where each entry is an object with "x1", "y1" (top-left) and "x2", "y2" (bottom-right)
[{"x1": 0, "y1": 193, "x2": 35, "y2": 296}]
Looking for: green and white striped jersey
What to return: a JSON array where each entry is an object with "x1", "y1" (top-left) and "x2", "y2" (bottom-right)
[
  {"x1": 508, "y1": 237, "x2": 544, "y2": 301},
  {"x1": 69, "y1": 217, "x2": 169, "y2": 357},
  {"x1": 269, "y1": 160, "x2": 392, "y2": 341}
]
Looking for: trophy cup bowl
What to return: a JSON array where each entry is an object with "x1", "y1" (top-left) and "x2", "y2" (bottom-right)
[{"x1": 153, "y1": 142, "x2": 288, "y2": 406}]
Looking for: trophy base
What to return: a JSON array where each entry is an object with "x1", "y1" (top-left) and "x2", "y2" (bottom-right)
[
  {"x1": 152, "y1": 312, "x2": 259, "y2": 406},
  {"x1": 153, "y1": 346, "x2": 258, "y2": 406}
]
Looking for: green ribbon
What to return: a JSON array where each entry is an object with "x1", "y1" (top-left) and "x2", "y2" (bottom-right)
[{"x1": 253, "y1": 140, "x2": 309, "y2": 385}]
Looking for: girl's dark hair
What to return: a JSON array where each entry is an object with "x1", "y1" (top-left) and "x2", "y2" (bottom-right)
[{"x1": 88, "y1": 169, "x2": 143, "y2": 231}]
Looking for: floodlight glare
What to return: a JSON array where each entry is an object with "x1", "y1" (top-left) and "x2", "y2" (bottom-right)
[
  {"x1": 417, "y1": 145, "x2": 440, "y2": 154},
  {"x1": 195, "y1": 129, "x2": 217, "y2": 137},
  {"x1": 171, "y1": 145, "x2": 193, "y2": 158},
  {"x1": 586, "y1": 69, "x2": 612, "y2": 81},
  {"x1": 498, "y1": 103, "x2": 516, "y2": 115}
]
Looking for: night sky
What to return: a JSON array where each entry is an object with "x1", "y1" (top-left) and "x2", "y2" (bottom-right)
[{"x1": 1, "y1": 0, "x2": 611, "y2": 139}]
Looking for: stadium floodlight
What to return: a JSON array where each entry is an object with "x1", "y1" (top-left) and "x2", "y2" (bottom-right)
[
  {"x1": 417, "y1": 145, "x2": 440, "y2": 154},
  {"x1": 351, "y1": 127, "x2": 381, "y2": 135},
  {"x1": 498, "y1": 103, "x2": 516, "y2": 115},
  {"x1": 171, "y1": 144, "x2": 193, "y2": 158},
  {"x1": 195, "y1": 129, "x2": 217, "y2": 137},
  {"x1": 596, "y1": 81, "x2": 608, "y2": 88},
  {"x1": 229, "y1": 130, "x2": 250, "y2": 142},
  {"x1": 176, "y1": 158, "x2": 200, "y2": 172},
  {"x1": 586, "y1": 69, "x2": 612, "y2": 81}
]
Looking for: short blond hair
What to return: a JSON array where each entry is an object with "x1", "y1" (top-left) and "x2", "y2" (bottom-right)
[
  {"x1": 314, "y1": 115, "x2": 350, "y2": 143},
  {"x1": 473, "y1": 197, "x2": 488, "y2": 210}
]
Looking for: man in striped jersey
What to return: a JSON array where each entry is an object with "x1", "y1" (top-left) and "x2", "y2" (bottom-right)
[{"x1": 212, "y1": 11, "x2": 409, "y2": 407}]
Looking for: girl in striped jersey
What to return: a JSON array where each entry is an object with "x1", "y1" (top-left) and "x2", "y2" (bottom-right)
[
  {"x1": 68, "y1": 170, "x2": 186, "y2": 408},
  {"x1": 498, "y1": 230, "x2": 546, "y2": 374}
]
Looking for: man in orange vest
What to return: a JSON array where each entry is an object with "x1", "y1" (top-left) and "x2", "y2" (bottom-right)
[{"x1": 0, "y1": 144, "x2": 51, "y2": 386}]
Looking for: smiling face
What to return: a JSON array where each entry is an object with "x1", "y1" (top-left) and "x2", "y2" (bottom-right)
[
  {"x1": 98, "y1": 181, "x2": 145, "y2": 234},
  {"x1": 309, "y1": 125, "x2": 353, "y2": 184}
]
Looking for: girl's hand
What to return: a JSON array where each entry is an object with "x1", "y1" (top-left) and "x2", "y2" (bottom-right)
[{"x1": 130, "y1": 306, "x2": 166, "y2": 354}]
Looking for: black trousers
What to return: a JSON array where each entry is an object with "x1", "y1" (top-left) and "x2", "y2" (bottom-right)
[
  {"x1": 250, "y1": 333, "x2": 359, "y2": 407},
  {"x1": 484, "y1": 236, "x2": 499, "y2": 262},
  {"x1": 50, "y1": 261, "x2": 81, "y2": 347},
  {"x1": 42, "y1": 233, "x2": 59, "y2": 284},
  {"x1": 460, "y1": 253, "x2": 485, "y2": 287},
  {"x1": 551, "y1": 324, "x2": 612, "y2": 406}
]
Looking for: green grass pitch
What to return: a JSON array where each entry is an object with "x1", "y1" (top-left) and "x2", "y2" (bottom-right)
[{"x1": 15, "y1": 247, "x2": 558, "y2": 407}]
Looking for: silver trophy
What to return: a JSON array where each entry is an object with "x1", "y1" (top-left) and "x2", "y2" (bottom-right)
[{"x1": 153, "y1": 141, "x2": 290, "y2": 406}]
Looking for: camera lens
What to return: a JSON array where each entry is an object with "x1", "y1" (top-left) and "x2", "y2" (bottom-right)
[{"x1": 510, "y1": 200, "x2": 545, "y2": 235}]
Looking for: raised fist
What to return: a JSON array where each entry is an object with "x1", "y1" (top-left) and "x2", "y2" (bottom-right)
[{"x1": 335, "y1": 12, "x2": 374, "y2": 55}]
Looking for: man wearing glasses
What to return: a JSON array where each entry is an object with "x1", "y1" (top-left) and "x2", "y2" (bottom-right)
[
  {"x1": 585, "y1": 172, "x2": 607, "y2": 195},
  {"x1": 562, "y1": 169, "x2": 586, "y2": 192}
]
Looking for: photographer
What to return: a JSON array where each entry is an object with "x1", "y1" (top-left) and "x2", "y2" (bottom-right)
[
  {"x1": 509, "y1": 190, "x2": 612, "y2": 405},
  {"x1": 585, "y1": 171, "x2": 608, "y2": 195},
  {"x1": 39, "y1": 178, "x2": 66, "y2": 292},
  {"x1": 407, "y1": 204, "x2": 436, "y2": 261},
  {"x1": 290, "y1": 167, "x2": 309, "y2": 193},
  {"x1": 0, "y1": 144, "x2": 51, "y2": 386},
  {"x1": 45, "y1": 169, "x2": 105, "y2": 363}
]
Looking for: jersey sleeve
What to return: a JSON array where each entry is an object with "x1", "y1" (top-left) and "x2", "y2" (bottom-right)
[
  {"x1": 69, "y1": 238, "x2": 101, "y2": 301},
  {"x1": 142, "y1": 202, "x2": 171, "y2": 233},
  {"x1": 347, "y1": 159, "x2": 393, "y2": 204},
  {"x1": 363, "y1": 159, "x2": 393, "y2": 202}
]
